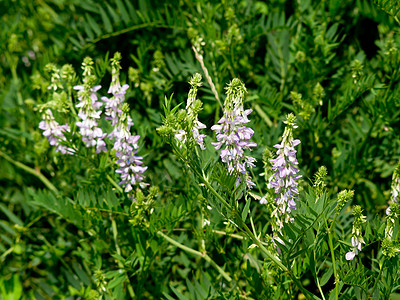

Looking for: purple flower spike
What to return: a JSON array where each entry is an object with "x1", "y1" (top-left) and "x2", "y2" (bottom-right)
[
  {"x1": 105, "y1": 52, "x2": 147, "y2": 198},
  {"x1": 74, "y1": 83, "x2": 107, "y2": 154},
  {"x1": 211, "y1": 79, "x2": 257, "y2": 190},
  {"x1": 270, "y1": 114, "x2": 302, "y2": 215},
  {"x1": 39, "y1": 109, "x2": 75, "y2": 155}
]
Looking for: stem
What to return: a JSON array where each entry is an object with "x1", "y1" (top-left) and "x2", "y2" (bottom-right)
[
  {"x1": 192, "y1": 46, "x2": 223, "y2": 109},
  {"x1": 86, "y1": 207, "x2": 128, "y2": 216},
  {"x1": 157, "y1": 230, "x2": 232, "y2": 282},
  {"x1": 326, "y1": 216, "x2": 339, "y2": 300},
  {"x1": 0, "y1": 150, "x2": 58, "y2": 193},
  {"x1": 370, "y1": 258, "x2": 385, "y2": 297},
  {"x1": 197, "y1": 170, "x2": 318, "y2": 298},
  {"x1": 235, "y1": 215, "x2": 317, "y2": 300},
  {"x1": 198, "y1": 175, "x2": 232, "y2": 211},
  {"x1": 106, "y1": 174, "x2": 123, "y2": 193},
  {"x1": 84, "y1": 23, "x2": 184, "y2": 48},
  {"x1": 314, "y1": 256, "x2": 327, "y2": 300},
  {"x1": 111, "y1": 217, "x2": 135, "y2": 298},
  {"x1": 254, "y1": 104, "x2": 273, "y2": 127},
  {"x1": 212, "y1": 230, "x2": 246, "y2": 240}
]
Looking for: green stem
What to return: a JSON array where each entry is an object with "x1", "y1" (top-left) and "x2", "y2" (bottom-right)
[
  {"x1": 157, "y1": 230, "x2": 232, "y2": 282},
  {"x1": 84, "y1": 23, "x2": 184, "y2": 49},
  {"x1": 86, "y1": 207, "x2": 128, "y2": 216},
  {"x1": 235, "y1": 215, "x2": 317, "y2": 300},
  {"x1": 191, "y1": 46, "x2": 223, "y2": 109},
  {"x1": 198, "y1": 175, "x2": 232, "y2": 211},
  {"x1": 326, "y1": 216, "x2": 339, "y2": 300},
  {"x1": 0, "y1": 150, "x2": 58, "y2": 193},
  {"x1": 370, "y1": 258, "x2": 385, "y2": 297},
  {"x1": 314, "y1": 254, "x2": 327, "y2": 300},
  {"x1": 111, "y1": 217, "x2": 135, "y2": 298},
  {"x1": 106, "y1": 174, "x2": 123, "y2": 193},
  {"x1": 254, "y1": 104, "x2": 273, "y2": 127}
]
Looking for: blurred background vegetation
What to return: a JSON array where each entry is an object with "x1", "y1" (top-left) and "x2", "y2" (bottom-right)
[{"x1": 1, "y1": 0, "x2": 400, "y2": 298}]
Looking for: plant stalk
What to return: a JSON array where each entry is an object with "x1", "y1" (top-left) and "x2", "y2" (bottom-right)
[
  {"x1": 157, "y1": 230, "x2": 232, "y2": 282},
  {"x1": 0, "y1": 150, "x2": 58, "y2": 193}
]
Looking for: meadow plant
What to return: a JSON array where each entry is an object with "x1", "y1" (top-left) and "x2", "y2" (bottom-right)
[
  {"x1": 175, "y1": 73, "x2": 207, "y2": 150},
  {"x1": 33, "y1": 59, "x2": 400, "y2": 298},
  {"x1": 38, "y1": 53, "x2": 147, "y2": 199},
  {"x1": 4, "y1": 2, "x2": 400, "y2": 296}
]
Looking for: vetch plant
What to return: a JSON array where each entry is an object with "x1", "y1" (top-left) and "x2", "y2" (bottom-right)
[
  {"x1": 37, "y1": 53, "x2": 147, "y2": 199},
  {"x1": 5, "y1": 2, "x2": 400, "y2": 299}
]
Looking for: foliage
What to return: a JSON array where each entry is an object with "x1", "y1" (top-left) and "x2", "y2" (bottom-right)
[{"x1": 1, "y1": 0, "x2": 400, "y2": 299}]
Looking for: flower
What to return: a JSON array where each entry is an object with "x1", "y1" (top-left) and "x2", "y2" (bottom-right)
[
  {"x1": 345, "y1": 205, "x2": 366, "y2": 260},
  {"x1": 270, "y1": 113, "x2": 302, "y2": 215},
  {"x1": 174, "y1": 73, "x2": 207, "y2": 150},
  {"x1": 211, "y1": 78, "x2": 257, "y2": 189},
  {"x1": 101, "y1": 52, "x2": 129, "y2": 131},
  {"x1": 74, "y1": 84, "x2": 107, "y2": 153},
  {"x1": 39, "y1": 109, "x2": 75, "y2": 155},
  {"x1": 391, "y1": 161, "x2": 400, "y2": 203},
  {"x1": 113, "y1": 105, "x2": 147, "y2": 195},
  {"x1": 104, "y1": 53, "x2": 147, "y2": 197},
  {"x1": 74, "y1": 57, "x2": 107, "y2": 154}
]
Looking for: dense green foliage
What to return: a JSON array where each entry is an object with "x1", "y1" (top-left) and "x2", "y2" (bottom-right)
[{"x1": 1, "y1": 0, "x2": 400, "y2": 299}]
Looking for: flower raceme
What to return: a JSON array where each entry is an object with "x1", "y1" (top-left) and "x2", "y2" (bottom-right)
[
  {"x1": 39, "y1": 109, "x2": 75, "y2": 155},
  {"x1": 269, "y1": 114, "x2": 302, "y2": 215},
  {"x1": 74, "y1": 83, "x2": 107, "y2": 153},
  {"x1": 174, "y1": 73, "x2": 207, "y2": 150},
  {"x1": 102, "y1": 53, "x2": 147, "y2": 197},
  {"x1": 211, "y1": 78, "x2": 257, "y2": 189},
  {"x1": 102, "y1": 52, "x2": 129, "y2": 130},
  {"x1": 345, "y1": 205, "x2": 366, "y2": 261},
  {"x1": 74, "y1": 57, "x2": 107, "y2": 154},
  {"x1": 113, "y1": 112, "x2": 147, "y2": 194}
]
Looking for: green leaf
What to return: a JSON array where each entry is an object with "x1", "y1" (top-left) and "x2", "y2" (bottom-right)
[
  {"x1": 83, "y1": 23, "x2": 95, "y2": 41},
  {"x1": 169, "y1": 285, "x2": 189, "y2": 300},
  {"x1": 0, "y1": 203, "x2": 23, "y2": 226},
  {"x1": 85, "y1": 13, "x2": 102, "y2": 36},
  {"x1": 107, "y1": 272, "x2": 126, "y2": 290},
  {"x1": 106, "y1": 3, "x2": 121, "y2": 25},
  {"x1": 320, "y1": 267, "x2": 334, "y2": 286},
  {"x1": 69, "y1": 37, "x2": 83, "y2": 49},
  {"x1": 72, "y1": 262, "x2": 91, "y2": 286},
  {"x1": 241, "y1": 196, "x2": 251, "y2": 222},
  {"x1": 98, "y1": 5, "x2": 113, "y2": 33},
  {"x1": 116, "y1": 0, "x2": 130, "y2": 25}
]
